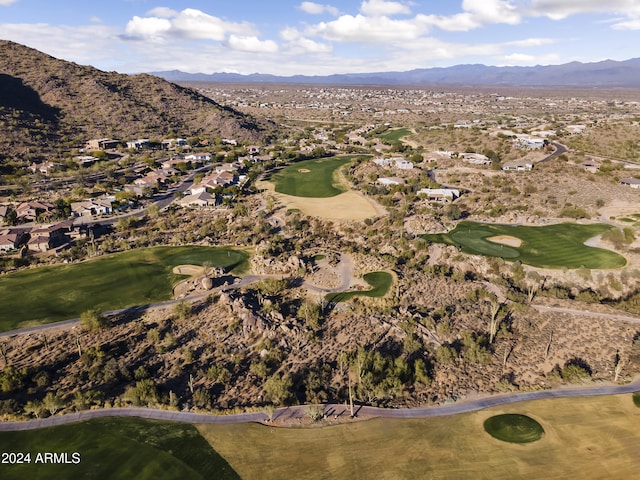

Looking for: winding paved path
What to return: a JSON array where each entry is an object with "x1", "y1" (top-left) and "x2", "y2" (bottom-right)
[{"x1": 1, "y1": 379, "x2": 639, "y2": 431}]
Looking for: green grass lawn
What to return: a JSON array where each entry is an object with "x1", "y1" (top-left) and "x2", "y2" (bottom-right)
[
  {"x1": 378, "y1": 128, "x2": 411, "y2": 142},
  {"x1": 3, "y1": 394, "x2": 640, "y2": 479},
  {"x1": 423, "y1": 221, "x2": 626, "y2": 269},
  {"x1": 0, "y1": 246, "x2": 249, "y2": 330},
  {"x1": 325, "y1": 271, "x2": 393, "y2": 303},
  {"x1": 198, "y1": 393, "x2": 640, "y2": 479},
  {"x1": 268, "y1": 155, "x2": 368, "y2": 198},
  {"x1": 483, "y1": 414, "x2": 545, "y2": 443},
  {"x1": 0, "y1": 418, "x2": 239, "y2": 480}
]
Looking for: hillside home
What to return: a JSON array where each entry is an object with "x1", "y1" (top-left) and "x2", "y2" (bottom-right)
[
  {"x1": 127, "y1": 139, "x2": 150, "y2": 150},
  {"x1": 502, "y1": 160, "x2": 533, "y2": 171},
  {"x1": 76, "y1": 155, "x2": 99, "y2": 167},
  {"x1": 27, "y1": 221, "x2": 72, "y2": 252},
  {"x1": 86, "y1": 138, "x2": 120, "y2": 150},
  {"x1": 178, "y1": 191, "x2": 218, "y2": 208},
  {"x1": 460, "y1": 153, "x2": 491, "y2": 165},
  {"x1": 377, "y1": 177, "x2": 405, "y2": 186},
  {"x1": 16, "y1": 201, "x2": 54, "y2": 222},
  {"x1": 185, "y1": 153, "x2": 212, "y2": 162},
  {"x1": 70, "y1": 198, "x2": 113, "y2": 217},
  {"x1": 373, "y1": 157, "x2": 414, "y2": 170},
  {"x1": 620, "y1": 177, "x2": 640, "y2": 189},
  {"x1": 28, "y1": 161, "x2": 63, "y2": 175},
  {"x1": 417, "y1": 188, "x2": 460, "y2": 202},
  {"x1": 0, "y1": 228, "x2": 27, "y2": 251},
  {"x1": 513, "y1": 135, "x2": 546, "y2": 150}
]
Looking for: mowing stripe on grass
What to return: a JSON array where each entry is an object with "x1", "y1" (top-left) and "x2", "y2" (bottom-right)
[
  {"x1": 268, "y1": 155, "x2": 368, "y2": 198},
  {"x1": 0, "y1": 246, "x2": 249, "y2": 331},
  {"x1": 423, "y1": 221, "x2": 626, "y2": 269}
]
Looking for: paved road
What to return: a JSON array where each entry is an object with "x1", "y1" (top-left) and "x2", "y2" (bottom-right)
[
  {"x1": 540, "y1": 142, "x2": 567, "y2": 163},
  {"x1": 1, "y1": 380, "x2": 639, "y2": 431}
]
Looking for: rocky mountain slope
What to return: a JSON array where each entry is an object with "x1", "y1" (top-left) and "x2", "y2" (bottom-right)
[{"x1": 0, "y1": 40, "x2": 275, "y2": 162}]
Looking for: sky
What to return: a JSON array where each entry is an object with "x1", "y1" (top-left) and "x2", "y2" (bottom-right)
[{"x1": 1, "y1": 0, "x2": 640, "y2": 76}]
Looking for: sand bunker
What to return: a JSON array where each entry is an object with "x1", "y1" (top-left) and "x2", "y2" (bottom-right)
[
  {"x1": 258, "y1": 180, "x2": 385, "y2": 221},
  {"x1": 487, "y1": 235, "x2": 522, "y2": 248},
  {"x1": 297, "y1": 168, "x2": 311, "y2": 173},
  {"x1": 172, "y1": 264, "x2": 205, "y2": 276}
]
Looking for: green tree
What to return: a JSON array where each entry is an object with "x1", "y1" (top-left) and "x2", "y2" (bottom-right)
[
  {"x1": 80, "y1": 309, "x2": 108, "y2": 331},
  {"x1": 264, "y1": 374, "x2": 293, "y2": 405}
]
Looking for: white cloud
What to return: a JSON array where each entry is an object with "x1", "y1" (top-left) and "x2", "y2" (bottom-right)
[
  {"x1": 311, "y1": 14, "x2": 429, "y2": 42},
  {"x1": 146, "y1": 7, "x2": 179, "y2": 19},
  {"x1": 507, "y1": 38, "x2": 555, "y2": 47},
  {"x1": 360, "y1": 0, "x2": 411, "y2": 16},
  {"x1": 299, "y1": 2, "x2": 339, "y2": 16},
  {"x1": 125, "y1": 16, "x2": 171, "y2": 40},
  {"x1": 280, "y1": 27, "x2": 332, "y2": 52},
  {"x1": 461, "y1": 0, "x2": 520, "y2": 24},
  {"x1": 227, "y1": 35, "x2": 278, "y2": 53},
  {"x1": 612, "y1": 18, "x2": 640, "y2": 29},
  {"x1": 528, "y1": 0, "x2": 640, "y2": 20},
  {"x1": 122, "y1": 9, "x2": 256, "y2": 42},
  {"x1": 0, "y1": 0, "x2": 18, "y2": 6},
  {"x1": 170, "y1": 9, "x2": 254, "y2": 41}
]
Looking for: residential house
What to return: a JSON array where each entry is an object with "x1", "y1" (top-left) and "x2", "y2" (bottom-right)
[
  {"x1": 86, "y1": 138, "x2": 120, "y2": 150},
  {"x1": 502, "y1": 160, "x2": 533, "y2": 171},
  {"x1": 16, "y1": 201, "x2": 54, "y2": 222},
  {"x1": 460, "y1": 153, "x2": 491, "y2": 165},
  {"x1": 620, "y1": 177, "x2": 640, "y2": 189},
  {"x1": 178, "y1": 191, "x2": 218, "y2": 208},
  {"x1": 76, "y1": 155, "x2": 99, "y2": 167},
  {"x1": 190, "y1": 171, "x2": 237, "y2": 194},
  {"x1": 377, "y1": 177, "x2": 405, "y2": 186},
  {"x1": 27, "y1": 221, "x2": 72, "y2": 252},
  {"x1": 127, "y1": 139, "x2": 150, "y2": 150},
  {"x1": 580, "y1": 161, "x2": 600, "y2": 173},
  {"x1": 513, "y1": 135, "x2": 545, "y2": 150},
  {"x1": 28, "y1": 161, "x2": 63, "y2": 175},
  {"x1": 185, "y1": 153, "x2": 212, "y2": 162},
  {"x1": 0, "y1": 228, "x2": 27, "y2": 251},
  {"x1": 134, "y1": 169, "x2": 177, "y2": 187},
  {"x1": 417, "y1": 188, "x2": 460, "y2": 202},
  {"x1": 70, "y1": 198, "x2": 113, "y2": 217},
  {"x1": 372, "y1": 157, "x2": 414, "y2": 170},
  {"x1": 162, "y1": 138, "x2": 187, "y2": 149}
]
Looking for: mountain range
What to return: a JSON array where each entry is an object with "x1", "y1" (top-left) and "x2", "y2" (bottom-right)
[
  {"x1": 152, "y1": 58, "x2": 640, "y2": 87},
  {"x1": 0, "y1": 40, "x2": 274, "y2": 163}
]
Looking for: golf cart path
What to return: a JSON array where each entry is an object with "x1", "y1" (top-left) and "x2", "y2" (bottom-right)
[{"x1": 2, "y1": 379, "x2": 639, "y2": 431}]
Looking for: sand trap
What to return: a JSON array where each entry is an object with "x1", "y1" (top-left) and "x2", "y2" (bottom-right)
[
  {"x1": 172, "y1": 264, "x2": 205, "y2": 276},
  {"x1": 258, "y1": 180, "x2": 385, "y2": 221},
  {"x1": 298, "y1": 168, "x2": 311, "y2": 173},
  {"x1": 487, "y1": 235, "x2": 522, "y2": 248}
]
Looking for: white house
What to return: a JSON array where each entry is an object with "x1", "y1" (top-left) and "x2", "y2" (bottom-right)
[
  {"x1": 178, "y1": 191, "x2": 218, "y2": 208},
  {"x1": 417, "y1": 188, "x2": 460, "y2": 202},
  {"x1": 620, "y1": 177, "x2": 640, "y2": 189},
  {"x1": 377, "y1": 177, "x2": 405, "y2": 186},
  {"x1": 502, "y1": 160, "x2": 533, "y2": 171},
  {"x1": 372, "y1": 157, "x2": 414, "y2": 170}
]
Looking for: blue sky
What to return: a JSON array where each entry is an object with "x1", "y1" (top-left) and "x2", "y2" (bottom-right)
[{"x1": 1, "y1": 0, "x2": 639, "y2": 75}]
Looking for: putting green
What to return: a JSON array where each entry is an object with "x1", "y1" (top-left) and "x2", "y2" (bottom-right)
[
  {"x1": 378, "y1": 128, "x2": 411, "y2": 142},
  {"x1": 484, "y1": 414, "x2": 545, "y2": 443},
  {"x1": 0, "y1": 246, "x2": 249, "y2": 330},
  {"x1": 268, "y1": 155, "x2": 368, "y2": 198},
  {"x1": 325, "y1": 271, "x2": 393, "y2": 303},
  {"x1": 423, "y1": 221, "x2": 626, "y2": 269}
]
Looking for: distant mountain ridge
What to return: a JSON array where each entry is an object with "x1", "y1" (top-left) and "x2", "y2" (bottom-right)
[
  {"x1": 152, "y1": 58, "x2": 640, "y2": 87},
  {"x1": 0, "y1": 40, "x2": 275, "y2": 163}
]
